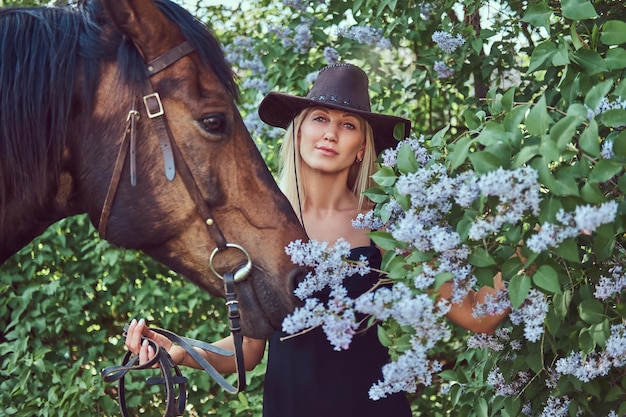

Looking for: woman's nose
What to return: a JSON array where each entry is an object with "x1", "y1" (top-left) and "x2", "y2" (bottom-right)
[{"x1": 323, "y1": 127, "x2": 338, "y2": 142}]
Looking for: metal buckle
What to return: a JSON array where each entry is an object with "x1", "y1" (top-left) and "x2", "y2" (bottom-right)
[{"x1": 143, "y1": 92, "x2": 164, "y2": 118}]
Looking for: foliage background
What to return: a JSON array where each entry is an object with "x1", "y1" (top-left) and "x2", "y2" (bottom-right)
[{"x1": 1, "y1": 0, "x2": 626, "y2": 416}]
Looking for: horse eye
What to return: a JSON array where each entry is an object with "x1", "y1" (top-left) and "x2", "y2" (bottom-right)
[{"x1": 201, "y1": 114, "x2": 226, "y2": 133}]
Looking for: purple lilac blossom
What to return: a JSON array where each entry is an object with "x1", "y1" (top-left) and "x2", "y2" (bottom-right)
[
  {"x1": 509, "y1": 288, "x2": 548, "y2": 342},
  {"x1": 595, "y1": 266, "x2": 626, "y2": 300},
  {"x1": 380, "y1": 135, "x2": 431, "y2": 167},
  {"x1": 352, "y1": 211, "x2": 384, "y2": 230},
  {"x1": 487, "y1": 368, "x2": 530, "y2": 396},
  {"x1": 526, "y1": 201, "x2": 619, "y2": 252},
  {"x1": 323, "y1": 46, "x2": 340, "y2": 65},
  {"x1": 433, "y1": 60, "x2": 454, "y2": 78},
  {"x1": 336, "y1": 25, "x2": 392, "y2": 50},
  {"x1": 555, "y1": 323, "x2": 626, "y2": 383},
  {"x1": 472, "y1": 289, "x2": 511, "y2": 318},
  {"x1": 466, "y1": 166, "x2": 541, "y2": 240},
  {"x1": 539, "y1": 396, "x2": 572, "y2": 417},
  {"x1": 601, "y1": 139, "x2": 614, "y2": 159},
  {"x1": 282, "y1": 239, "x2": 372, "y2": 350},
  {"x1": 467, "y1": 328, "x2": 512, "y2": 351},
  {"x1": 432, "y1": 30, "x2": 465, "y2": 53}
]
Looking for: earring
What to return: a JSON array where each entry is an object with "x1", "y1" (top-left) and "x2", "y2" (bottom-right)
[{"x1": 356, "y1": 157, "x2": 363, "y2": 163}]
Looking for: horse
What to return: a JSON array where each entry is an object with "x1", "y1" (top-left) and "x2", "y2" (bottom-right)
[{"x1": 0, "y1": 0, "x2": 308, "y2": 340}]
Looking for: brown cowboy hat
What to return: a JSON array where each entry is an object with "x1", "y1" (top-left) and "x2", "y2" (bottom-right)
[{"x1": 258, "y1": 63, "x2": 411, "y2": 155}]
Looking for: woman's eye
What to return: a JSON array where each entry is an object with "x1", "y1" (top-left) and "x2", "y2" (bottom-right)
[
  {"x1": 201, "y1": 114, "x2": 226, "y2": 133},
  {"x1": 344, "y1": 122, "x2": 356, "y2": 130},
  {"x1": 313, "y1": 116, "x2": 326, "y2": 122}
]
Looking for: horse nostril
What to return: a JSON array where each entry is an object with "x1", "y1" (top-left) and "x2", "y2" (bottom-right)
[{"x1": 288, "y1": 266, "x2": 308, "y2": 294}]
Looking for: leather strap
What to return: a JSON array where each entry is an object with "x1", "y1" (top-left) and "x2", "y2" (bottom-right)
[
  {"x1": 101, "y1": 272, "x2": 246, "y2": 417},
  {"x1": 146, "y1": 41, "x2": 194, "y2": 76},
  {"x1": 98, "y1": 108, "x2": 139, "y2": 238}
]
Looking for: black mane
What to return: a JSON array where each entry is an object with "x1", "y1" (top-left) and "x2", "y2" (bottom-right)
[{"x1": 0, "y1": 0, "x2": 237, "y2": 224}]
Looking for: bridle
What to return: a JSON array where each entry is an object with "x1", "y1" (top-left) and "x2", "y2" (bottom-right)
[{"x1": 99, "y1": 40, "x2": 249, "y2": 416}]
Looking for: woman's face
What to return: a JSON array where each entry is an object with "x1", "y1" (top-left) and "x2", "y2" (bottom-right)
[{"x1": 298, "y1": 106, "x2": 366, "y2": 175}]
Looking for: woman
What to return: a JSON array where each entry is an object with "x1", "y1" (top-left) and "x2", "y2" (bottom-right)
[{"x1": 126, "y1": 63, "x2": 508, "y2": 416}]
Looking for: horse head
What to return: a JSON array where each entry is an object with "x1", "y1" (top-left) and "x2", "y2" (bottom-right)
[{"x1": 0, "y1": 0, "x2": 308, "y2": 339}]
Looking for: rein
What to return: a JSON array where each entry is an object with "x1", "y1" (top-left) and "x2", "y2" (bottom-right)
[{"x1": 98, "y1": 40, "x2": 248, "y2": 416}]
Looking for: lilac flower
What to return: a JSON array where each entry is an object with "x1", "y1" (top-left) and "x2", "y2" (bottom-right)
[
  {"x1": 487, "y1": 368, "x2": 530, "y2": 396},
  {"x1": 282, "y1": 239, "x2": 372, "y2": 350},
  {"x1": 432, "y1": 30, "x2": 465, "y2": 53},
  {"x1": 472, "y1": 289, "x2": 511, "y2": 318},
  {"x1": 467, "y1": 328, "x2": 512, "y2": 351},
  {"x1": 594, "y1": 266, "x2": 626, "y2": 300},
  {"x1": 380, "y1": 135, "x2": 432, "y2": 167},
  {"x1": 467, "y1": 166, "x2": 541, "y2": 240},
  {"x1": 575, "y1": 201, "x2": 619, "y2": 232},
  {"x1": 555, "y1": 324, "x2": 626, "y2": 383},
  {"x1": 527, "y1": 201, "x2": 619, "y2": 252},
  {"x1": 369, "y1": 342, "x2": 443, "y2": 399},
  {"x1": 509, "y1": 289, "x2": 548, "y2": 342},
  {"x1": 352, "y1": 210, "x2": 384, "y2": 230},
  {"x1": 282, "y1": 0, "x2": 309, "y2": 11},
  {"x1": 434, "y1": 60, "x2": 455, "y2": 78},
  {"x1": 323, "y1": 46, "x2": 340, "y2": 65},
  {"x1": 336, "y1": 25, "x2": 392, "y2": 49},
  {"x1": 601, "y1": 139, "x2": 614, "y2": 159},
  {"x1": 540, "y1": 396, "x2": 571, "y2": 417},
  {"x1": 293, "y1": 23, "x2": 314, "y2": 54}
]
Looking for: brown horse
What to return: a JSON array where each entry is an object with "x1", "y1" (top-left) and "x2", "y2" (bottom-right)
[{"x1": 0, "y1": 0, "x2": 307, "y2": 339}]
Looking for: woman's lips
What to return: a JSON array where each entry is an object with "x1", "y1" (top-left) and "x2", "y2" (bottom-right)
[{"x1": 316, "y1": 146, "x2": 338, "y2": 156}]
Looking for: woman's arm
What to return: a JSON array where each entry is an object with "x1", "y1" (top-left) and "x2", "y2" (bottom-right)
[
  {"x1": 126, "y1": 318, "x2": 266, "y2": 373},
  {"x1": 437, "y1": 272, "x2": 510, "y2": 334}
]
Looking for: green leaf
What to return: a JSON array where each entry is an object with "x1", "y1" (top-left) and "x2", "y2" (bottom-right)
[
  {"x1": 464, "y1": 109, "x2": 482, "y2": 131},
  {"x1": 553, "y1": 238, "x2": 581, "y2": 263},
  {"x1": 448, "y1": 135, "x2": 475, "y2": 171},
  {"x1": 549, "y1": 115, "x2": 580, "y2": 150},
  {"x1": 476, "y1": 121, "x2": 507, "y2": 146},
  {"x1": 532, "y1": 265, "x2": 562, "y2": 294},
  {"x1": 588, "y1": 159, "x2": 623, "y2": 183},
  {"x1": 605, "y1": 47, "x2": 626, "y2": 69},
  {"x1": 393, "y1": 122, "x2": 408, "y2": 140},
  {"x1": 521, "y1": 2, "x2": 553, "y2": 30},
  {"x1": 396, "y1": 143, "x2": 418, "y2": 174},
  {"x1": 585, "y1": 79, "x2": 614, "y2": 110},
  {"x1": 578, "y1": 298, "x2": 606, "y2": 324},
  {"x1": 509, "y1": 275, "x2": 531, "y2": 309},
  {"x1": 370, "y1": 231, "x2": 404, "y2": 251},
  {"x1": 469, "y1": 150, "x2": 503, "y2": 173},
  {"x1": 469, "y1": 247, "x2": 497, "y2": 267},
  {"x1": 553, "y1": 290, "x2": 573, "y2": 320},
  {"x1": 579, "y1": 120, "x2": 600, "y2": 157},
  {"x1": 573, "y1": 48, "x2": 607, "y2": 75},
  {"x1": 377, "y1": 325, "x2": 393, "y2": 347},
  {"x1": 364, "y1": 187, "x2": 390, "y2": 203},
  {"x1": 561, "y1": 0, "x2": 598, "y2": 20},
  {"x1": 526, "y1": 95, "x2": 552, "y2": 136},
  {"x1": 601, "y1": 20, "x2": 626, "y2": 45},
  {"x1": 600, "y1": 109, "x2": 626, "y2": 127},
  {"x1": 527, "y1": 41, "x2": 556, "y2": 73},
  {"x1": 371, "y1": 166, "x2": 397, "y2": 186},
  {"x1": 512, "y1": 144, "x2": 539, "y2": 168},
  {"x1": 430, "y1": 124, "x2": 450, "y2": 147}
]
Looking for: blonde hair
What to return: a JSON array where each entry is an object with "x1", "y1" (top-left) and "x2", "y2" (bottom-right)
[{"x1": 278, "y1": 108, "x2": 377, "y2": 222}]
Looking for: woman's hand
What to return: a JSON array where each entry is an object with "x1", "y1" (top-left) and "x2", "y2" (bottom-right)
[{"x1": 125, "y1": 318, "x2": 187, "y2": 366}]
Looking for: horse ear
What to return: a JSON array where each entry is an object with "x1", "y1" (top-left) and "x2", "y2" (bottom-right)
[{"x1": 102, "y1": 0, "x2": 184, "y2": 61}]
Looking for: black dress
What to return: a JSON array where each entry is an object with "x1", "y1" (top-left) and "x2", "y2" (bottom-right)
[{"x1": 263, "y1": 245, "x2": 412, "y2": 417}]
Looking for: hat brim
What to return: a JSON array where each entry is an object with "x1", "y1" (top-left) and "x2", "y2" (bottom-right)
[{"x1": 258, "y1": 92, "x2": 411, "y2": 155}]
